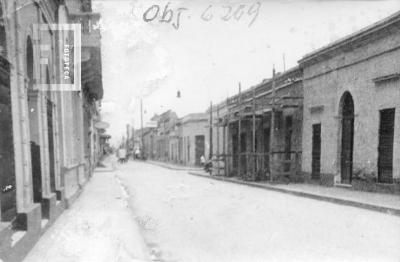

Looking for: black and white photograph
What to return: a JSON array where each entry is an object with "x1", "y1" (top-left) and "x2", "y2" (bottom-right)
[{"x1": 0, "y1": 0, "x2": 399, "y2": 261}]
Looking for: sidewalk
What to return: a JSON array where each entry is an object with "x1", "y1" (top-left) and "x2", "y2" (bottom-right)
[
  {"x1": 23, "y1": 159, "x2": 149, "y2": 262},
  {"x1": 147, "y1": 160, "x2": 400, "y2": 216},
  {"x1": 191, "y1": 170, "x2": 400, "y2": 216}
]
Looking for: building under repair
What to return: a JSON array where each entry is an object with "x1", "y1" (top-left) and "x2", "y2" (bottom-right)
[
  {"x1": 138, "y1": 10, "x2": 400, "y2": 194},
  {"x1": 142, "y1": 67, "x2": 303, "y2": 182},
  {"x1": 210, "y1": 67, "x2": 303, "y2": 181}
]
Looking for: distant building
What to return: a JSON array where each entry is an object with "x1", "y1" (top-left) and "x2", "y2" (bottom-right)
[
  {"x1": 169, "y1": 119, "x2": 182, "y2": 164},
  {"x1": 142, "y1": 127, "x2": 157, "y2": 159},
  {"x1": 138, "y1": 10, "x2": 400, "y2": 195},
  {"x1": 155, "y1": 110, "x2": 179, "y2": 161},
  {"x1": 218, "y1": 67, "x2": 303, "y2": 180},
  {"x1": 180, "y1": 113, "x2": 209, "y2": 166}
]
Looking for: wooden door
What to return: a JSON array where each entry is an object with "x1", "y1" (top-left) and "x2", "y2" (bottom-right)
[
  {"x1": 232, "y1": 134, "x2": 238, "y2": 168},
  {"x1": 0, "y1": 85, "x2": 16, "y2": 221},
  {"x1": 340, "y1": 93, "x2": 354, "y2": 184},
  {"x1": 312, "y1": 124, "x2": 321, "y2": 180},
  {"x1": 195, "y1": 135, "x2": 205, "y2": 166},
  {"x1": 47, "y1": 99, "x2": 56, "y2": 192},
  {"x1": 264, "y1": 128, "x2": 270, "y2": 173},
  {"x1": 378, "y1": 108, "x2": 395, "y2": 183},
  {"x1": 240, "y1": 133, "x2": 247, "y2": 174},
  {"x1": 284, "y1": 116, "x2": 293, "y2": 172}
]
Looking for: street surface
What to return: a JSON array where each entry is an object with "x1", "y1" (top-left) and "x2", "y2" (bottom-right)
[
  {"x1": 23, "y1": 160, "x2": 400, "y2": 262},
  {"x1": 118, "y1": 161, "x2": 400, "y2": 262}
]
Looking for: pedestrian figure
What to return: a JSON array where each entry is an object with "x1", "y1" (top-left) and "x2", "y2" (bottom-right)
[
  {"x1": 200, "y1": 155, "x2": 206, "y2": 166},
  {"x1": 118, "y1": 148, "x2": 127, "y2": 163},
  {"x1": 135, "y1": 148, "x2": 141, "y2": 159}
]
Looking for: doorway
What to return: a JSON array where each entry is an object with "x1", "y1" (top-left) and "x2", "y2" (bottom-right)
[
  {"x1": 232, "y1": 133, "x2": 238, "y2": 168},
  {"x1": 26, "y1": 36, "x2": 43, "y2": 203},
  {"x1": 263, "y1": 128, "x2": 270, "y2": 173},
  {"x1": 340, "y1": 92, "x2": 354, "y2": 184},
  {"x1": 0, "y1": 11, "x2": 16, "y2": 221},
  {"x1": 47, "y1": 98, "x2": 56, "y2": 192},
  {"x1": 378, "y1": 108, "x2": 395, "y2": 183},
  {"x1": 46, "y1": 66, "x2": 56, "y2": 192},
  {"x1": 194, "y1": 135, "x2": 205, "y2": 166},
  {"x1": 311, "y1": 124, "x2": 321, "y2": 180},
  {"x1": 0, "y1": 65, "x2": 16, "y2": 221},
  {"x1": 186, "y1": 136, "x2": 190, "y2": 163},
  {"x1": 284, "y1": 116, "x2": 293, "y2": 172},
  {"x1": 240, "y1": 133, "x2": 247, "y2": 175}
]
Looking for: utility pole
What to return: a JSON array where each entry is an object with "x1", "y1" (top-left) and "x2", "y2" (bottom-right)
[
  {"x1": 126, "y1": 124, "x2": 130, "y2": 153},
  {"x1": 140, "y1": 98, "x2": 144, "y2": 158},
  {"x1": 252, "y1": 87, "x2": 256, "y2": 179},
  {"x1": 209, "y1": 101, "x2": 213, "y2": 160},
  {"x1": 238, "y1": 82, "x2": 242, "y2": 178},
  {"x1": 131, "y1": 126, "x2": 135, "y2": 159},
  {"x1": 283, "y1": 53, "x2": 286, "y2": 72},
  {"x1": 223, "y1": 97, "x2": 228, "y2": 176},
  {"x1": 269, "y1": 66, "x2": 276, "y2": 182}
]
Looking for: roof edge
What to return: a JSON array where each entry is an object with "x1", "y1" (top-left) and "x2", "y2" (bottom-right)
[{"x1": 299, "y1": 10, "x2": 400, "y2": 65}]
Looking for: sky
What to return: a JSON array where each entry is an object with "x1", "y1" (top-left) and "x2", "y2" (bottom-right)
[{"x1": 92, "y1": 0, "x2": 400, "y2": 145}]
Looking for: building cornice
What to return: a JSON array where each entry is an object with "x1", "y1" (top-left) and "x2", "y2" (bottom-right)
[
  {"x1": 299, "y1": 10, "x2": 400, "y2": 67},
  {"x1": 36, "y1": 0, "x2": 59, "y2": 24}
]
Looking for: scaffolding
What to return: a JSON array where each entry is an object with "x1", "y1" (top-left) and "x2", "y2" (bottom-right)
[{"x1": 211, "y1": 67, "x2": 303, "y2": 182}]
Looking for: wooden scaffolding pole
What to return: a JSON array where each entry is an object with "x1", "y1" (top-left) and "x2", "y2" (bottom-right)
[
  {"x1": 209, "y1": 101, "x2": 213, "y2": 160},
  {"x1": 140, "y1": 98, "x2": 144, "y2": 158},
  {"x1": 252, "y1": 87, "x2": 256, "y2": 179},
  {"x1": 216, "y1": 103, "x2": 220, "y2": 175},
  {"x1": 238, "y1": 82, "x2": 242, "y2": 178},
  {"x1": 224, "y1": 97, "x2": 229, "y2": 177},
  {"x1": 269, "y1": 67, "x2": 276, "y2": 182}
]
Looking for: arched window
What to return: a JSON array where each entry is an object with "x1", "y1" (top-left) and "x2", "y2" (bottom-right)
[{"x1": 26, "y1": 36, "x2": 34, "y2": 89}]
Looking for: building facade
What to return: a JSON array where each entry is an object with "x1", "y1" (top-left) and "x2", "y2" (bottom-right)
[
  {"x1": 154, "y1": 110, "x2": 179, "y2": 161},
  {"x1": 217, "y1": 67, "x2": 303, "y2": 181},
  {"x1": 141, "y1": 111, "x2": 209, "y2": 166},
  {"x1": 0, "y1": 1, "x2": 103, "y2": 261},
  {"x1": 299, "y1": 12, "x2": 400, "y2": 190},
  {"x1": 180, "y1": 113, "x2": 209, "y2": 166},
  {"x1": 142, "y1": 127, "x2": 157, "y2": 159}
]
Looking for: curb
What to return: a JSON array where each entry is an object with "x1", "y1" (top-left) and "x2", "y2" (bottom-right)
[
  {"x1": 187, "y1": 171, "x2": 400, "y2": 217},
  {"x1": 147, "y1": 161, "x2": 202, "y2": 172}
]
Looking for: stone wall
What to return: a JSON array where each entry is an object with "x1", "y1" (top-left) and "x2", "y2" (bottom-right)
[
  {"x1": 181, "y1": 120, "x2": 209, "y2": 166},
  {"x1": 301, "y1": 26, "x2": 400, "y2": 185}
]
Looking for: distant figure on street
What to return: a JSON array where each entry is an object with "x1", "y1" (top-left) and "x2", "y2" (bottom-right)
[
  {"x1": 135, "y1": 148, "x2": 141, "y2": 159},
  {"x1": 118, "y1": 148, "x2": 127, "y2": 163},
  {"x1": 203, "y1": 155, "x2": 212, "y2": 174},
  {"x1": 200, "y1": 155, "x2": 206, "y2": 166}
]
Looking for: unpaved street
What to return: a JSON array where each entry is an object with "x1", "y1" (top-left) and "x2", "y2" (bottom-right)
[{"x1": 118, "y1": 161, "x2": 400, "y2": 262}]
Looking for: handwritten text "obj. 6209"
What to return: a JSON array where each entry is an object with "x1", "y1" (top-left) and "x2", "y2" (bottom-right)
[{"x1": 141, "y1": 2, "x2": 262, "y2": 30}]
